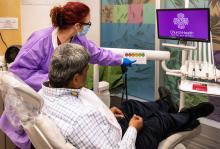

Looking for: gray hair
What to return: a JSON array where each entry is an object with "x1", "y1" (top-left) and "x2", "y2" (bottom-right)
[{"x1": 49, "y1": 43, "x2": 89, "y2": 88}]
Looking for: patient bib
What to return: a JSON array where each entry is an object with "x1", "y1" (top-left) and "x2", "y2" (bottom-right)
[{"x1": 79, "y1": 88, "x2": 122, "y2": 133}]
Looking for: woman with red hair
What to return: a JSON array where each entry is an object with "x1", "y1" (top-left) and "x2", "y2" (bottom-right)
[
  {"x1": 10, "y1": 2, "x2": 135, "y2": 91},
  {"x1": 0, "y1": 2, "x2": 135, "y2": 149}
]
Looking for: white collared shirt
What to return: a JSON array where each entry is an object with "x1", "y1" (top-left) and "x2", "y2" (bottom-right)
[{"x1": 39, "y1": 83, "x2": 137, "y2": 149}]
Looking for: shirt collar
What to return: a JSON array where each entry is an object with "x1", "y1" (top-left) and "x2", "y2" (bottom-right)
[{"x1": 41, "y1": 81, "x2": 81, "y2": 97}]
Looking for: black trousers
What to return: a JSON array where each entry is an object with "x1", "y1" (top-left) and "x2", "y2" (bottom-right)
[{"x1": 117, "y1": 100, "x2": 199, "y2": 149}]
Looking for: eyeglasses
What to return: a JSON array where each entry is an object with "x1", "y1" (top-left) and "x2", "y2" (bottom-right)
[{"x1": 80, "y1": 21, "x2": 92, "y2": 27}]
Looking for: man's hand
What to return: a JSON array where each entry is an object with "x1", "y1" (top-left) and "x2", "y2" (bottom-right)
[
  {"x1": 110, "y1": 107, "x2": 124, "y2": 118},
  {"x1": 129, "y1": 114, "x2": 143, "y2": 131}
]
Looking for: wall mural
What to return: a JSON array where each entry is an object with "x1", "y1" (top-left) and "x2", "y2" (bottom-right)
[{"x1": 101, "y1": 0, "x2": 156, "y2": 101}]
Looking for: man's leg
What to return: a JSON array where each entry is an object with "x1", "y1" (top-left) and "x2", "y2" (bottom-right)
[
  {"x1": 117, "y1": 108, "x2": 194, "y2": 149},
  {"x1": 119, "y1": 99, "x2": 170, "y2": 121},
  {"x1": 118, "y1": 102, "x2": 214, "y2": 149},
  {"x1": 117, "y1": 99, "x2": 169, "y2": 136},
  {"x1": 135, "y1": 111, "x2": 196, "y2": 149},
  {"x1": 117, "y1": 100, "x2": 177, "y2": 144},
  {"x1": 136, "y1": 102, "x2": 214, "y2": 149},
  {"x1": 118, "y1": 86, "x2": 178, "y2": 119}
]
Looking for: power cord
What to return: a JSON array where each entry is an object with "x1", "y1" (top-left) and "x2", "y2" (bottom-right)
[
  {"x1": 121, "y1": 65, "x2": 128, "y2": 103},
  {"x1": 0, "y1": 32, "x2": 8, "y2": 48}
]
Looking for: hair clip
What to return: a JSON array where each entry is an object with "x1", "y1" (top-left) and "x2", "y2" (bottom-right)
[{"x1": 57, "y1": 12, "x2": 65, "y2": 26}]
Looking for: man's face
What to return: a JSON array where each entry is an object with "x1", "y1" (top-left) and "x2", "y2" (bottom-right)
[{"x1": 77, "y1": 65, "x2": 89, "y2": 88}]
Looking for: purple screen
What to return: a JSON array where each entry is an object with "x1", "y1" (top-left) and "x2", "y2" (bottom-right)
[{"x1": 157, "y1": 9, "x2": 209, "y2": 42}]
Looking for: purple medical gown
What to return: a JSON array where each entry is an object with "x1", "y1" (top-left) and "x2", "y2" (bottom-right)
[
  {"x1": 0, "y1": 27, "x2": 122, "y2": 149},
  {"x1": 0, "y1": 113, "x2": 31, "y2": 149},
  {"x1": 10, "y1": 27, "x2": 122, "y2": 91}
]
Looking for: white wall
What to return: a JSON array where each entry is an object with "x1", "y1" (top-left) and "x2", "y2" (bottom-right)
[{"x1": 21, "y1": 0, "x2": 100, "y2": 46}]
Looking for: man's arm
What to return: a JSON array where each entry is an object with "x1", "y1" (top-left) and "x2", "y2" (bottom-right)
[{"x1": 68, "y1": 110, "x2": 137, "y2": 149}]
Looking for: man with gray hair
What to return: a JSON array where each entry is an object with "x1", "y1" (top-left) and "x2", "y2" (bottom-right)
[
  {"x1": 48, "y1": 43, "x2": 89, "y2": 89},
  {"x1": 39, "y1": 43, "x2": 214, "y2": 149}
]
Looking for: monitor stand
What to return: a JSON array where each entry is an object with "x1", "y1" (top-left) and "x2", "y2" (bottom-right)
[{"x1": 162, "y1": 40, "x2": 197, "y2": 50}]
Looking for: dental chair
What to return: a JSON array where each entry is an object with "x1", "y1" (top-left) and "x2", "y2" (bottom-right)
[
  {"x1": 0, "y1": 71, "x2": 76, "y2": 149},
  {"x1": 0, "y1": 71, "x2": 200, "y2": 149}
]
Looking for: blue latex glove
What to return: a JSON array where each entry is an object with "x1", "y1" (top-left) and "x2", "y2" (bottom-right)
[{"x1": 122, "y1": 58, "x2": 136, "y2": 67}]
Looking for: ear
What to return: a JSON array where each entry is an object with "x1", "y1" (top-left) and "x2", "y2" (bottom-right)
[
  {"x1": 71, "y1": 73, "x2": 80, "y2": 88},
  {"x1": 74, "y1": 23, "x2": 82, "y2": 31}
]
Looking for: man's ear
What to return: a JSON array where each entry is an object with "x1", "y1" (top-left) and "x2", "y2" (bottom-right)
[{"x1": 71, "y1": 73, "x2": 80, "y2": 88}]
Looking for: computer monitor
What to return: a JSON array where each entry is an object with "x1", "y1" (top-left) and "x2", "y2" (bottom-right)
[{"x1": 156, "y1": 8, "x2": 210, "y2": 42}]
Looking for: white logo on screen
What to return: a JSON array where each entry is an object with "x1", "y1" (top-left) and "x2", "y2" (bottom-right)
[{"x1": 173, "y1": 13, "x2": 189, "y2": 29}]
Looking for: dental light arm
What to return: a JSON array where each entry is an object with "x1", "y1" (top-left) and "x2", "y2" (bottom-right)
[
  {"x1": 93, "y1": 48, "x2": 171, "y2": 94},
  {"x1": 103, "y1": 47, "x2": 170, "y2": 61}
]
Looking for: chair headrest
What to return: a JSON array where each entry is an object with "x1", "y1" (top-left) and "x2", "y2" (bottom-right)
[
  {"x1": 0, "y1": 71, "x2": 43, "y2": 108},
  {"x1": 0, "y1": 71, "x2": 44, "y2": 126}
]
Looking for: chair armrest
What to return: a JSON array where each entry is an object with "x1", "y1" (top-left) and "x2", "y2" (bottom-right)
[{"x1": 158, "y1": 125, "x2": 201, "y2": 149}]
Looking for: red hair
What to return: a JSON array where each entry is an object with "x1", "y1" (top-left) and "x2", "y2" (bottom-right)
[{"x1": 50, "y1": 2, "x2": 90, "y2": 29}]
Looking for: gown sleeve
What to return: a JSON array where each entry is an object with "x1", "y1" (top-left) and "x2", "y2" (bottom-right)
[
  {"x1": 10, "y1": 36, "x2": 50, "y2": 91},
  {"x1": 76, "y1": 36, "x2": 123, "y2": 66}
]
